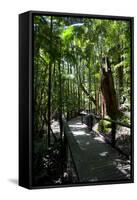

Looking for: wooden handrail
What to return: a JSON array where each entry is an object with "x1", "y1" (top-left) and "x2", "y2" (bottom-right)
[
  {"x1": 62, "y1": 117, "x2": 80, "y2": 181},
  {"x1": 87, "y1": 113, "x2": 131, "y2": 128}
]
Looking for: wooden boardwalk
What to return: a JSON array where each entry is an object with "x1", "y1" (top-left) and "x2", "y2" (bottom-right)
[{"x1": 67, "y1": 117, "x2": 130, "y2": 183}]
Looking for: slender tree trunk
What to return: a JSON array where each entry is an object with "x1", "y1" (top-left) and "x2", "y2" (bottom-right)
[
  {"x1": 78, "y1": 87, "x2": 80, "y2": 113},
  {"x1": 88, "y1": 62, "x2": 91, "y2": 112},
  {"x1": 58, "y1": 49, "x2": 63, "y2": 142},
  {"x1": 118, "y1": 65, "x2": 123, "y2": 104},
  {"x1": 94, "y1": 69, "x2": 97, "y2": 113},
  {"x1": 47, "y1": 16, "x2": 53, "y2": 147},
  {"x1": 67, "y1": 64, "x2": 70, "y2": 120}
]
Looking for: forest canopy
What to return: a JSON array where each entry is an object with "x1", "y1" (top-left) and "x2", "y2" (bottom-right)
[{"x1": 34, "y1": 15, "x2": 131, "y2": 131}]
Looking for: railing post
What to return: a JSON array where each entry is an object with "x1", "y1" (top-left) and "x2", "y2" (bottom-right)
[
  {"x1": 81, "y1": 115, "x2": 83, "y2": 124},
  {"x1": 89, "y1": 115, "x2": 93, "y2": 130},
  {"x1": 111, "y1": 122, "x2": 116, "y2": 147},
  {"x1": 63, "y1": 132, "x2": 68, "y2": 170}
]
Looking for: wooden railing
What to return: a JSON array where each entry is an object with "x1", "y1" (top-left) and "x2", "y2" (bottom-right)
[
  {"x1": 81, "y1": 112, "x2": 131, "y2": 151},
  {"x1": 62, "y1": 117, "x2": 80, "y2": 182},
  {"x1": 89, "y1": 113, "x2": 131, "y2": 128}
]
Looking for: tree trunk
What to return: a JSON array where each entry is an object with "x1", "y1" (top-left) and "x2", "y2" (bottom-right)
[
  {"x1": 101, "y1": 57, "x2": 119, "y2": 120},
  {"x1": 47, "y1": 16, "x2": 53, "y2": 147},
  {"x1": 101, "y1": 57, "x2": 120, "y2": 147},
  {"x1": 118, "y1": 65, "x2": 123, "y2": 104},
  {"x1": 88, "y1": 63, "x2": 92, "y2": 112},
  {"x1": 58, "y1": 60, "x2": 63, "y2": 141},
  {"x1": 67, "y1": 64, "x2": 70, "y2": 120}
]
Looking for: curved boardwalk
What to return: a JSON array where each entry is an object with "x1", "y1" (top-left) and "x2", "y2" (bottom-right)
[{"x1": 68, "y1": 117, "x2": 130, "y2": 183}]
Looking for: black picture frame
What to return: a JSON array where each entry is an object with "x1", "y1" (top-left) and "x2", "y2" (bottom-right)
[{"x1": 19, "y1": 10, "x2": 134, "y2": 189}]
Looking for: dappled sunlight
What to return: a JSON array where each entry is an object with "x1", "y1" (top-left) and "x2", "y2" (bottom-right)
[
  {"x1": 69, "y1": 124, "x2": 87, "y2": 129},
  {"x1": 99, "y1": 151, "x2": 108, "y2": 157},
  {"x1": 73, "y1": 130, "x2": 87, "y2": 136},
  {"x1": 92, "y1": 123, "x2": 99, "y2": 133},
  {"x1": 68, "y1": 117, "x2": 131, "y2": 181},
  {"x1": 72, "y1": 129, "x2": 91, "y2": 137},
  {"x1": 68, "y1": 123, "x2": 90, "y2": 136},
  {"x1": 116, "y1": 165, "x2": 129, "y2": 175},
  {"x1": 93, "y1": 136, "x2": 105, "y2": 143},
  {"x1": 51, "y1": 120, "x2": 60, "y2": 133},
  {"x1": 114, "y1": 160, "x2": 130, "y2": 177},
  {"x1": 76, "y1": 122, "x2": 83, "y2": 125},
  {"x1": 86, "y1": 141, "x2": 90, "y2": 145}
]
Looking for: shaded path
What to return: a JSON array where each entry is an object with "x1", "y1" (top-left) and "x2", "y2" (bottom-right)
[{"x1": 68, "y1": 117, "x2": 130, "y2": 183}]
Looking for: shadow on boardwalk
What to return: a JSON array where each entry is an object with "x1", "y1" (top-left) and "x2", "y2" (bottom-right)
[{"x1": 68, "y1": 117, "x2": 131, "y2": 183}]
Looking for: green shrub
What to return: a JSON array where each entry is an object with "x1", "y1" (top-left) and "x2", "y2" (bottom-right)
[
  {"x1": 98, "y1": 119, "x2": 111, "y2": 134},
  {"x1": 121, "y1": 115, "x2": 130, "y2": 124}
]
